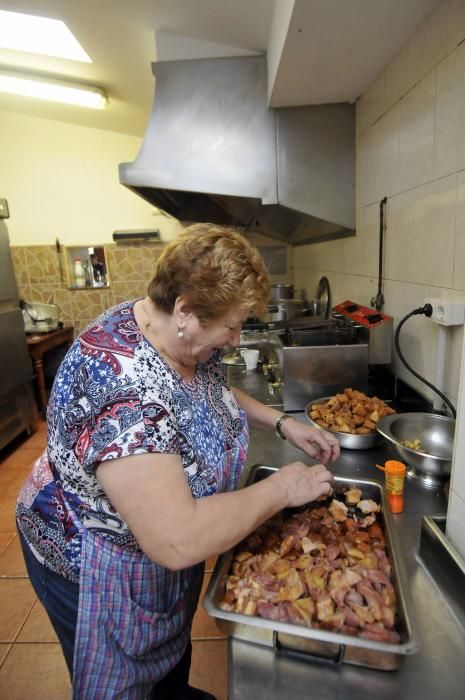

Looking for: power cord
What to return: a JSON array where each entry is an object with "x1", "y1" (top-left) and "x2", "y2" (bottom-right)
[{"x1": 394, "y1": 303, "x2": 456, "y2": 419}]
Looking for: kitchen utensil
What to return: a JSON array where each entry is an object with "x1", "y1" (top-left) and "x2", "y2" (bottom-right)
[
  {"x1": 376, "y1": 413, "x2": 455, "y2": 488},
  {"x1": 221, "y1": 349, "x2": 246, "y2": 383},
  {"x1": 305, "y1": 396, "x2": 383, "y2": 449},
  {"x1": 270, "y1": 284, "x2": 294, "y2": 301},
  {"x1": 314, "y1": 276, "x2": 331, "y2": 319},
  {"x1": 204, "y1": 465, "x2": 419, "y2": 671}
]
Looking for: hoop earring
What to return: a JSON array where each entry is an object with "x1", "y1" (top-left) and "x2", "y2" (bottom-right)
[{"x1": 177, "y1": 327, "x2": 184, "y2": 338}]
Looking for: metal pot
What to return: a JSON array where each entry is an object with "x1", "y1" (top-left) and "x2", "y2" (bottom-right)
[
  {"x1": 270, "y1": 284, "x2": 294, "y2": 301},
  {"x1": 266, "y1": 299, "x2": 302, "y2": 322}
]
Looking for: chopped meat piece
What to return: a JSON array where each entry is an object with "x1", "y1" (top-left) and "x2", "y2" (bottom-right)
[
  {"x1": 357, "y1": 500, "x2": 381, "y2": 514},
  {"x1": 219, "y1": 487, "x2": 400, "y2": 646},
  {"x1": 329, "y1": 499, "x2": 349, "y2": 522},
  {"x1": 345, "y1": 488, "x2": 363, "y2": 505}
]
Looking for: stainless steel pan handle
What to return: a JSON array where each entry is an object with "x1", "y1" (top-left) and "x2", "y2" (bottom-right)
[{"x1": 273, "y1": 631, "x2": 345, "y2": 666}]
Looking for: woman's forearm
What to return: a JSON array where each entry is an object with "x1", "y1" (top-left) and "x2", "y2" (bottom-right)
[{"x1": 232, "y1": 386, "x2": 285, "y2": 432}]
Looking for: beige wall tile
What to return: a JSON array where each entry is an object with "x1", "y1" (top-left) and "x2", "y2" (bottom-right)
[
  {"x1": 372, "y1": 105, "x2": 401, "y2": 201},
  {"x1": 383, "y1": 278, "x2": 434, "y2": 401},
  {"x1": 356, "y1": 71, "x2": 386, "y2": 137},
  {"x1": 411, "y1": 175, "x2": 456, "y2": 287},
  {"x1": 453, "y1": 170, "x2": 465, "y2": 290},
  {"x1": 384, "y1": 43, "x2": 410, "y2": 111},
  {"x1": 362, "y1": 202, "x2": 384, "y2": 278},
  {"x1": 434, "y1": 43, "x2": 465, "y2": 178},
  {"x1": 384, "y1": 189, "x2": 416, "y2": 281},
  {"x1": 355, "y1": 127, "x2": 376, "y2": 208},
  {"x1": 398, "y1": 71, "x2": 435, "y2": 191}
]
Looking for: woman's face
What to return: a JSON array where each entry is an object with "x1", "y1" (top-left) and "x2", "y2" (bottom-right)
[{"x1": 186, "y1": 308, "x2": 249, "y2": 363}]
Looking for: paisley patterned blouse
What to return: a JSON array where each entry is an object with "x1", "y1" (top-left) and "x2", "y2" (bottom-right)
[{"x1": 16, "y1": 300, "x2": 249, "y2": 583}]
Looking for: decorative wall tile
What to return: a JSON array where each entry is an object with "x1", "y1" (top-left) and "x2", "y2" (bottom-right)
[
  {"x1": 24, "y1": 246, "x2": 61, "y2": 285},
  {"x1": 112, "y1": 281, "x2": 147, "y2": 305},
  {"x1": 106, "y1": 244, "x2": 164, "y2": 282},
  {"x1": 72, "y1": 289, "x2": 115, "y2": 324},
  {"x1": 10, "y1": 247, "x2": 29, "y2": 288}
]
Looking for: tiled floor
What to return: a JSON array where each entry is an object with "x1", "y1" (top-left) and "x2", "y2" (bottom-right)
[{"x1": 0, "y1": 421, "x2": 228, "y2": 699}]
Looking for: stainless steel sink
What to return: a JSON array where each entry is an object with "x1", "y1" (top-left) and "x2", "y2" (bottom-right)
[{"x1": 417, "y1": 515, "x2": 465, "y2": 629}]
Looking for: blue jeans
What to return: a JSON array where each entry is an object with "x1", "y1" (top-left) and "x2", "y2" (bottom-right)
[
  {"x1": 17, "y1": 529, "x2": 213, "y2": 698},
  {"x1": 18, "y1": 528, "x2": 79, "y2": 676}
]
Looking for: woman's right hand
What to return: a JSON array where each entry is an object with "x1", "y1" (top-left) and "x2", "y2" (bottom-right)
[{"x1": 273, "y1": 461, "x2": 334, "y2": 507}]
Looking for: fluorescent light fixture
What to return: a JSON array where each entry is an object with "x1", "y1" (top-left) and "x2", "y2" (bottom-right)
[
  {"x1": 0, "y1": 69, "x2": 107, "y2": 109},
  {"x1": 0, "y1": 10, "x2": 91, "y2": 62}
]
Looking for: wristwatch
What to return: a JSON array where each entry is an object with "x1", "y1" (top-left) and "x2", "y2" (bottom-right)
[{"x1": 275, "y1": 414, "x2": 293, "y2": 440}]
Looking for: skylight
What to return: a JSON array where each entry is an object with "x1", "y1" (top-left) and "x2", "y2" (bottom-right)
[{"x1": 0, "y1": 10, "x2": 91, "y2": 62}]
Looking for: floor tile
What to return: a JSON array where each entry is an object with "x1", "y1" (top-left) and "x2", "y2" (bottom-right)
[
  {"x1": 0, "y1": 497, "x2": 18, "y2": 533},
  {"x1": 0, "y1": 579, "x2": 36, "y2": 642},
  {"x1": 193, "y1": 572, "x2": 227, "y2": 640},
  {"x1": 0, "y1": 535, "x2": 27, "y2": 577},
  {"x1": 0, "y1": 533, "x2": 14, "y2": 556},
  {"x1": 190, "y1": 639, "x2": 228, "y2": 700},
  {"x1": 17, "y1": 423, "x2": 47, "y2": 450},
  {"x1": 17, "y1": 600, "x2": 59, "y2": 643},
  {"x1": 0, "y1": 643, "x2": 11, "y2": 667},
  {"x1": 0, "y1": 643, "x2": 71, "y2": 699}
]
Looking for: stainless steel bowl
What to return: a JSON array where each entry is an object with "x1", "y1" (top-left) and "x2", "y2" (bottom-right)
[
  {"x1": 376, "y1": 413, "x2": 455, "y2": 488},
  {"x1": 305, "y1": 396, "x2": 384, "y2": 450}
]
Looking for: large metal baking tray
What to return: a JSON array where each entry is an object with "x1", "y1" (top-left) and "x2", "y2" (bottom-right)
[{"x1": 204, "y1": 465, "x2": 419, "y2": 671}]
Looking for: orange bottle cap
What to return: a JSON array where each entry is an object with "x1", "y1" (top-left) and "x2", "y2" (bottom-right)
[{"x1": 384, "y1": 460, "x2": 407, "y2": 476}]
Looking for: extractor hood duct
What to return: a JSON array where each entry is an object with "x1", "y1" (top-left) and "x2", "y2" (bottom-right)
[{"x1": 119, "y1": 55, "x2": 355, "y2": 246}]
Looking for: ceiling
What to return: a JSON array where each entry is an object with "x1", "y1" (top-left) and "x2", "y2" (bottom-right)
[{"x1": 0, "y1": 0, "x2": 441, "y2": 137}]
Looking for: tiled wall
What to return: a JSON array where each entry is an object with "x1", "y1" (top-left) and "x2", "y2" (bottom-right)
[
  {"x1": 11, "y1": 243, "x2": 165, "y2": 336},
  {"x1": 292, "y1": 0, "x2": 465, "y2": 557}
]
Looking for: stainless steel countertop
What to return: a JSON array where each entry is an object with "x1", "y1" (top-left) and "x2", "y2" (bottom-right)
[{"x1": 225, "y1": 371, "x2": 465, "y2": 700}]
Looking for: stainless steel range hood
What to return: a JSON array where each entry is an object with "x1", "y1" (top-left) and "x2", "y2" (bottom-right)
[{"x1": 119, "y1": 55, "x2": 355, "y2": 246}]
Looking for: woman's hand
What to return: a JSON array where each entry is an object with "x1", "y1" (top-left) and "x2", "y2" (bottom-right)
[
  {"x1": 273, "y1": 461, "x2": 334, "y2": 507},
  {"x1": 280, "y1": 417, "x2": 340, "y2": 464}
]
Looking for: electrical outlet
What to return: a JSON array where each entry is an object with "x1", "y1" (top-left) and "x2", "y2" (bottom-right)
[{"x1": 425, "y1": 297, "x2": 465, "y2": 326}]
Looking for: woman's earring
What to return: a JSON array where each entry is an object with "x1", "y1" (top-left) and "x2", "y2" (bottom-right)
[{"x1": 177, "y1": 326, "x2": 184, "y2": 338}]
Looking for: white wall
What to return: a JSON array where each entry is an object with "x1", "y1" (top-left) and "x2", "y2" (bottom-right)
[
  {"x1": 292, "y1": 0, "x2": 465, "y2": 557},
  {"x1": 0, "y1": 110, "x2": 183, "y2": 246}
]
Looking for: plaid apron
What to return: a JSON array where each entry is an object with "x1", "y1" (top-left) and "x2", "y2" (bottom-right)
[{"x1": 72, "y1": 527, "x2": 204, "y2": 700}]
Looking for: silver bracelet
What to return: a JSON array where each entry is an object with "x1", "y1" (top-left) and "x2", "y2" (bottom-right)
[{"x1": 275, "y1": 414, "x2": 292, "y2": 440}]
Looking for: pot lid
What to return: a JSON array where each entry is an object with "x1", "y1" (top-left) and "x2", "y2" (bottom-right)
[{"x1": 315, "y1": 276, "x2": 331, "y2": 319}]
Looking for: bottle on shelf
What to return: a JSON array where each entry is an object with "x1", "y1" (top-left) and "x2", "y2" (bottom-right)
[{"x1": 73, "y1": 259, "x2": 86, "y2": 288}]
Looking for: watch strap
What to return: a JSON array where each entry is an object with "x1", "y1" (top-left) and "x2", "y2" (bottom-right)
[{"x1": 275, "y1": 414, "x2": 292, "y2": 440}]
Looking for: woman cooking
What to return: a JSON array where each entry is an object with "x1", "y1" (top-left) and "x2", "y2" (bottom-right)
[{"x1": 16, "y1": 224, "x2": 338, "y2": 700}]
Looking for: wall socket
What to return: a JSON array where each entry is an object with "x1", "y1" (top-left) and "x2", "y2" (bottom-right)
[{"x1": 425, "y1": 297, "x2": 465, "y2": 326}]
